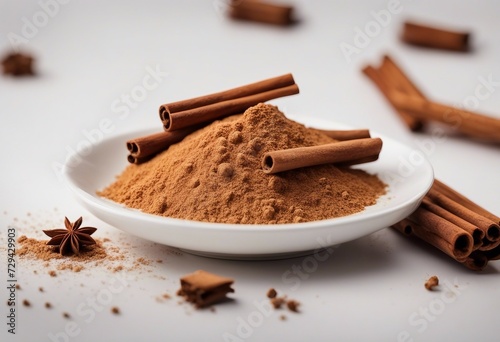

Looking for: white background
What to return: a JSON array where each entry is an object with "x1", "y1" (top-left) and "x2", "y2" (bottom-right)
[{"x1": 1, "y1": 0, "x2": 499, "y2": 341}]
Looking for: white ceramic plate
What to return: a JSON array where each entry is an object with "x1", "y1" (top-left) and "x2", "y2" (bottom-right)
[{"x1": 62, "y1": 116, "x2": 433, "y2": 260}]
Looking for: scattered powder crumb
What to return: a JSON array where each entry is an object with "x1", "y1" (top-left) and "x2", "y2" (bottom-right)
[
  {"x1": 162, "y1": 293, "x2": 171, "y2": 299},
  {"x1": 287, "y1": 300, "x2": 300, "y2": 312},
  {"x1": 48, "y1": 270, "x2": 57, "y2": 277},
  {"x1": 45, "y1": 302, "x2": 52, "y2": 309},
  {"x1": 111, "y1": 307, "x2": 120, "y2": 315},
  {"x1": 63, "y1": 312, "x2": 71, "y2": 319},
  {"x1": 267, "y1": 288, "x2": 277, "y2": 299},
  {"x1": 280, "y1": 314, "x2": 287, "y2": 321},
  {"x1": 38, "y1": 287, "x2": 44, "y2": 292},
  {"x1": 15, "y1": 284, "x2": 21, "y2": 290},
  {"x1": 267, "y1": 289, "x2": 300, "y2": 313},
  {"x1": 271, "y1": 297, "x2": 286, "y2": 309},
  {"x1": 22, "y1": 299, "x2": 31, "y2": 307},
  {"x1": 425, "y1": 276, "x2": 439, "y2": 291}
]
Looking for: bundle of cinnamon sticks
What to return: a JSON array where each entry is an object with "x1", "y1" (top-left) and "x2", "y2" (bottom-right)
[
  {"x1": 392, "y1": 179, "x2": 500, "y2": 271},
  {"x1": 363, "y1": 55, "x2": 500, "y2": 144}
]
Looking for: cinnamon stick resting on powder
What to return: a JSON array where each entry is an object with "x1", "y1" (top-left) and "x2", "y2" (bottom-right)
[
  {"x1": 159, "y1": 73, "x2": 299, "y2": 131},
  {"x1": 126, "y1": 126, "x2": 200, "y2": 164},
  {"x1": 262, "y1": 137, "x2": 382, "y2": 174},
  {"x1": 401, "y1": 21, "x2": 470, "y2": 52}
]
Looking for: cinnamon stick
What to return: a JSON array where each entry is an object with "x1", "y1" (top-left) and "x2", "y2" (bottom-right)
[
  {"x1": 126, "y1": 126, "x2": 199, "y2": 163},
  {"x1": 433, "y1": 179, "x2": 500, "y2": 225},
  {"x1": 481, "y1": 244, "x2": 500, "y2": 261},
  {"x1": 380, "y1": 55, "x2": 426, "y2": 100},
  {"x1": 401, "y1": 21, "x2": 470, "y2": 52},
  {"x1": 392, "y1": 216, "x2": 473, "y2": 261},
  {"x1": 389, "y1": 91, "x2": 500, "y2": 143},
  {"x1": 421, "y1": 198, "x2": 484, "y2": 250},
  {"x1": 312, "y1": 128, "x2": 371, "y2": 141},
  {"x1": 261, "y1": 138, "x2": 382, "y2": 174},
  {"x1": 460, "y1": 252, "x2": 488, "y2": 271},
  {"x1": 159, "y1": 74, "x2": 298, "y2": 131},
  {"x1": 228, "y1": 0, "x2": 294, "y2": 26},
  {"x1": 426, "y1": 188, "x2": 500, "y2": 242},
  {"x1": 362, "y1": 64, "x2": 423, "y2": 131}
]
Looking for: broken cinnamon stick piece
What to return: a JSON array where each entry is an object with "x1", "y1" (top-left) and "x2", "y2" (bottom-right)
[
  {"x1": 362, "y1": 65, "x2": 423, "y2": 131},
  {"x1": 389, "y1": 91, "x2": 500, "y2": 143},
  {"x1": 262, "y1": 138, "x2": 382, "y2": 174},
  {"x1": 126, "y1": 126, "x2": 199, "y2": 163},
  {"x1": 401, "y1": 21, "x2": 470, "y2": 52},
  {"x1": 177, "y1": 270, "x2": 234, "y2": 308},
  {"x1": 159, "y1": 74, "x2": 298, "y2": 131},
  {"x1": 312, "y1": 128, "x2": 371, "y2": 141},
  {"x1": 228, "y1": 0, "x2": 294, "y2": 26}
]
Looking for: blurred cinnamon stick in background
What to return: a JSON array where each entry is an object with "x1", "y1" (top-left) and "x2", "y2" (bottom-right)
[
  {"x1": 401, "y1": 21, "x2": 470, "y2": 52},
  {"x1": 228, "y1": 0, "x2": 294, "y2": 26}
]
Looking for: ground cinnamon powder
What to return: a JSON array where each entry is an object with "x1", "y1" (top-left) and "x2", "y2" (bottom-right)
[{"x1": 99, "y1": 104, "x2": 386, "y2": 224}]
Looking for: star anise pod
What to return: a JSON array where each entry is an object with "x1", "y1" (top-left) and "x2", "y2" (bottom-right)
[{"x1": 43, "y1": 217, "x2": 97, "y2": 256}]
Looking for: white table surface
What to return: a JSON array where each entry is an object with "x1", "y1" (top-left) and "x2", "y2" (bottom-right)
[{"x1": 1, "y1": 1, "x2": 499, "y2": 341}]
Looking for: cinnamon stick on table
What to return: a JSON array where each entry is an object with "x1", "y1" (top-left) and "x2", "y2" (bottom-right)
[
  {"x1": 159, "y1": 73, "x2": 299, "y2": 131},
  {"x1": 228, "y1": 0, "x2": 294, "y2": 26},
  {"x1": 401, "y1": 21, "x2": 470, "y2": 52},
  {"x1": 262, "y1": 137, "x2": 382, "y2": 174},
  {"x1": 426, "y1": 188, "x2": 500, "y2": 243},
  {"x1": 392, "y1": 216, "x2": 473, "y2": 261},
  {"x1": 362, "y1": 62, "x2": 424, "y2": 132},
  {"x1": 389, "y1": 91, "x2": 500, "y2": 144},
  {"x1": 433, "y1": 179, "x2": 500, "y2": 225}
]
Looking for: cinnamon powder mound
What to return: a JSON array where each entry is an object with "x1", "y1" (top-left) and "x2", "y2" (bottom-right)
[{"x1": 99, "y1": 104, "x2": 386, "y2": 224}]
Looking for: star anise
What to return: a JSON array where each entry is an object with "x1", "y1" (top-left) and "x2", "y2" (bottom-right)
[{"x1": 43, "y1": 217, "x2": 97, "y2": 256}]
